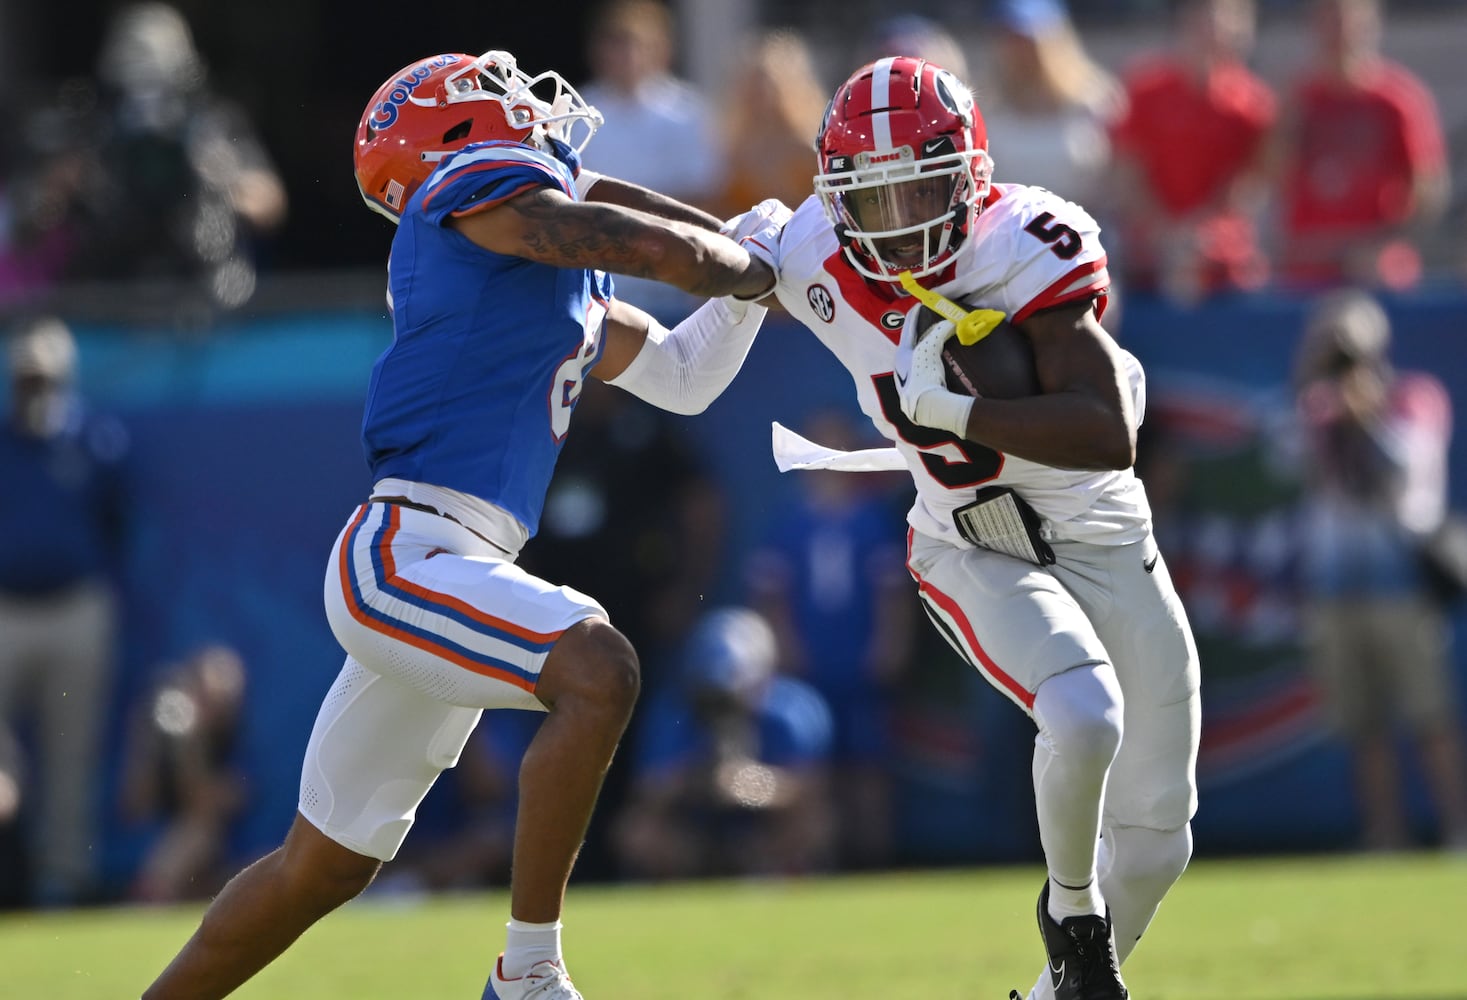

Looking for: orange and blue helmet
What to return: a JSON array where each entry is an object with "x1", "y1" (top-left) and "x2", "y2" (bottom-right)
[{"x1": 353, "y1": 50, "x2": 602, "y2": 223}]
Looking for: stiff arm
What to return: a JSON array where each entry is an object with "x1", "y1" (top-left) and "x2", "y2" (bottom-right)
[{"x1": 449, "y1": 186, "x2": 772, "y2": 301}]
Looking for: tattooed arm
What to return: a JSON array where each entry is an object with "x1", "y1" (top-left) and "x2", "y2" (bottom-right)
[
  {"x1": 581, "y1": 175, "x2": 723, "y2": 233},
  {"x1": 448, "y1": 186, "x2": 772, "y2": 299}
]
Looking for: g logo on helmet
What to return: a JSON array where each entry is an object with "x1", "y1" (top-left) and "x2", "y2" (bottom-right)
[
  {"x1": 371, "y1": 54, "x2": 457, "y2": 131},
  {"x1": 932, "y1": 69, "x2": 975, "y2": 126}
]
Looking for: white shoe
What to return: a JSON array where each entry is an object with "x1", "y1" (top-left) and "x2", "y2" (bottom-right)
[{"x1": 484, "y1": 955, "x2": 583, "y2": 1000}]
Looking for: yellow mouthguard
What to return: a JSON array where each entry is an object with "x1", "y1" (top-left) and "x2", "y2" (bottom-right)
[{"x1": 898, "y1": 271, "x2": 1007, "y2": 346}]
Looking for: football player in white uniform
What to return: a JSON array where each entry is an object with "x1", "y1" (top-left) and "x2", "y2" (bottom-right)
[{"x1": 751, "y1": 56, "x2": 1200, "y2": 1000}]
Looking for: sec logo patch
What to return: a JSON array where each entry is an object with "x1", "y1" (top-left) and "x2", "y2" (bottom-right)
[{"x1": 807, "y1": 284, "x2": 836, "y2": 323}]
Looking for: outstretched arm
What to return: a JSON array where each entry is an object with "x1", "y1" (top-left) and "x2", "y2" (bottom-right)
[
  {"x1": 592, "y1": 296, "x2": 765, "y2": 415},
  {"x1": 449, "y1": 187, "x2": 771, "y2": 300},
  {"x1": 580, "y1": 174, "x2": 724, "y2": 233}
]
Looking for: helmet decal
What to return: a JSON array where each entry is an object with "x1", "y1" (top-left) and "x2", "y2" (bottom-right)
[
  {"x1": 932, "y1": 69, "x2": 973, "y2": 124},
  {"x1": 384, "y1": 179, "x2": 406, "y2": 212},
  {"x1": 369, "y1": 55, "x2": 457, "y2": 133}
]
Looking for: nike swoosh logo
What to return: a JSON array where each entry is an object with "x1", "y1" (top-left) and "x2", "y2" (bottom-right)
[
  {"x1": 1143, "y1": 553, "x2": 1159, "y2": 574},
  {"x1": 923, "y1": 139, "x2": 947, "y2": 155},
  {"x1": 1049, "y1": 959, "x2": 1066, "y2": 991}
]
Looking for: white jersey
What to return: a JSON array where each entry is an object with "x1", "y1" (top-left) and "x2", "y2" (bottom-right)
[{"x1": 773, "y1": 184, "x2": 1151, "y2": 547}]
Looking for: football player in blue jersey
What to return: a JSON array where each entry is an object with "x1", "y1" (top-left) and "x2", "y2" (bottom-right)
[{"x1": 144, "y1": 50, "x2": 784, "y2": 1000}]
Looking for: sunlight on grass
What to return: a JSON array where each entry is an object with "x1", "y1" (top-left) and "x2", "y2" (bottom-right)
[{"x1": 1, "y1": 853, "x2": 1463, "y2": 999}]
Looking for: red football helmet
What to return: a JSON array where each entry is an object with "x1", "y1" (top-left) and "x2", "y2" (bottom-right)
[
  {"x1": 354, "y1": 50, "x2": 602, "y2": 223},
  {"x1": 814, "y1": 57, "x2": 993, "y2": 282}
]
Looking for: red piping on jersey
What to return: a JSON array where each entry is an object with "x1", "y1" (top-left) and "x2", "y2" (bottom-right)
[
  {"x1": 421, "y1": 157, "x2": 571, "y2": 215},
  {"x1": 821, "y1": 248, "x2": 907, "y2": 341},
  {"x1": 447, "y1": 180, "x2": 543, "y2": 218},
  {"x1": 1012, "y1": 258, "x2": 1110, "y2": 325},
  {"x1": 905, "y1": 527, "x2": 1036, "y2": 709}
]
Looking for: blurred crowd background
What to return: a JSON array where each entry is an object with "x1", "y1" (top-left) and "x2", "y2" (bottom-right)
[{"x1": 3, "y1": 0, "x2": 1467, "y2": 910}]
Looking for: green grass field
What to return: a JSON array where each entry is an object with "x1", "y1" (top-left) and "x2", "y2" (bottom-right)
[{"x1": 2, "y1": 852, "x2": 1463, "y2": 999}]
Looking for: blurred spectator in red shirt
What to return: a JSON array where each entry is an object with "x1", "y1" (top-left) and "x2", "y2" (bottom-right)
[
  {"x1": 1272, "y1": 0, "x2": 1449, "y2": 291},
  {"x1": 1108, "y1": 0, "x2": 1276, "y2": 303}
]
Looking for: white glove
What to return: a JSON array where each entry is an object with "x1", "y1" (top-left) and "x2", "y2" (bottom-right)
[
  {"x1": 721, "y1": 198, "x2": 791, "y2": 275},
  {"x1": 894, "y1": 309, "x2": 975, "y2": 439}
]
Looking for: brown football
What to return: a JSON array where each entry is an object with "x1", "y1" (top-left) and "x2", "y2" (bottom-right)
[{"x1": 913, "y1": 304, "x2": 1042, "y2": 399}]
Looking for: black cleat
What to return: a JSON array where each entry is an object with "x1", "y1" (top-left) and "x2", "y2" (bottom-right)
[{"x1": 1035, "y1": 881, "x2": 1129, "y2": 1000}]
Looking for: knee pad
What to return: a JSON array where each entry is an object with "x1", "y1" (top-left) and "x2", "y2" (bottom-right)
[
  {"x1": 1034, "y1": 663, "x2": 1124, "y2": 766},
  {"x1": 1103, "y1": 823, "x2": 1192, "y2": 892}
]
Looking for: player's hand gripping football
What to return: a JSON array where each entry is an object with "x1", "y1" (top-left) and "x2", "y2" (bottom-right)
[
  {"x1": 721, "y1": 198, "x2": 791, "y2": 302},
  {"x1": 895, "y1": 310, "x2": 975, "y2": 438}
]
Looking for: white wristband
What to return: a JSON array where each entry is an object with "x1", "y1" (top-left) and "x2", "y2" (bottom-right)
[{"x1": 922, "y1": 391, "x2": 975, "y2": 439}]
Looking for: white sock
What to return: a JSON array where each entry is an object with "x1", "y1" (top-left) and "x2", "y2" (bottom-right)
[
  {"x1": 1047, "y1": 875, "x2": 1105, "y2": 922},
  {"x1": 501, "y1": 919, "x2": 563, "y2": 979}
]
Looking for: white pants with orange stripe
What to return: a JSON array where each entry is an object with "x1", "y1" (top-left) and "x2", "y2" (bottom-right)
[
  {"x1": 905, "y1": 527, "x2": 1200, "y2": 832},
  {"x1": 304, "y1": 501, "x2": 606, "y2": 860}
]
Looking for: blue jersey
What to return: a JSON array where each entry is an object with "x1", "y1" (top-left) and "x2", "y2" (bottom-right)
[{"x1": 361, "y1": 140, "x2": 614, "y2": 536}]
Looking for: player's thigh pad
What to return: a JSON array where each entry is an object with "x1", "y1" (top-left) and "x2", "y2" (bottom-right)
[
  {"x1": 907, "y1": 530, "x2": 1110, "y2": 712},
  {"x1": 299, "y1": 656, "x2": 484, "y2": 860},
  {"x1": 324, "y1": 503, "x2": 607, "y2": 711},
  {"x1": 1068, "y1": 536, "x2": 1200, "y2": 830}
]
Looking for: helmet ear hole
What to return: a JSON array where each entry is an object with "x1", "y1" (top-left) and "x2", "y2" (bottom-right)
[{"x1": 442, "y1": 119, "x2": 474, "y2": 143}]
